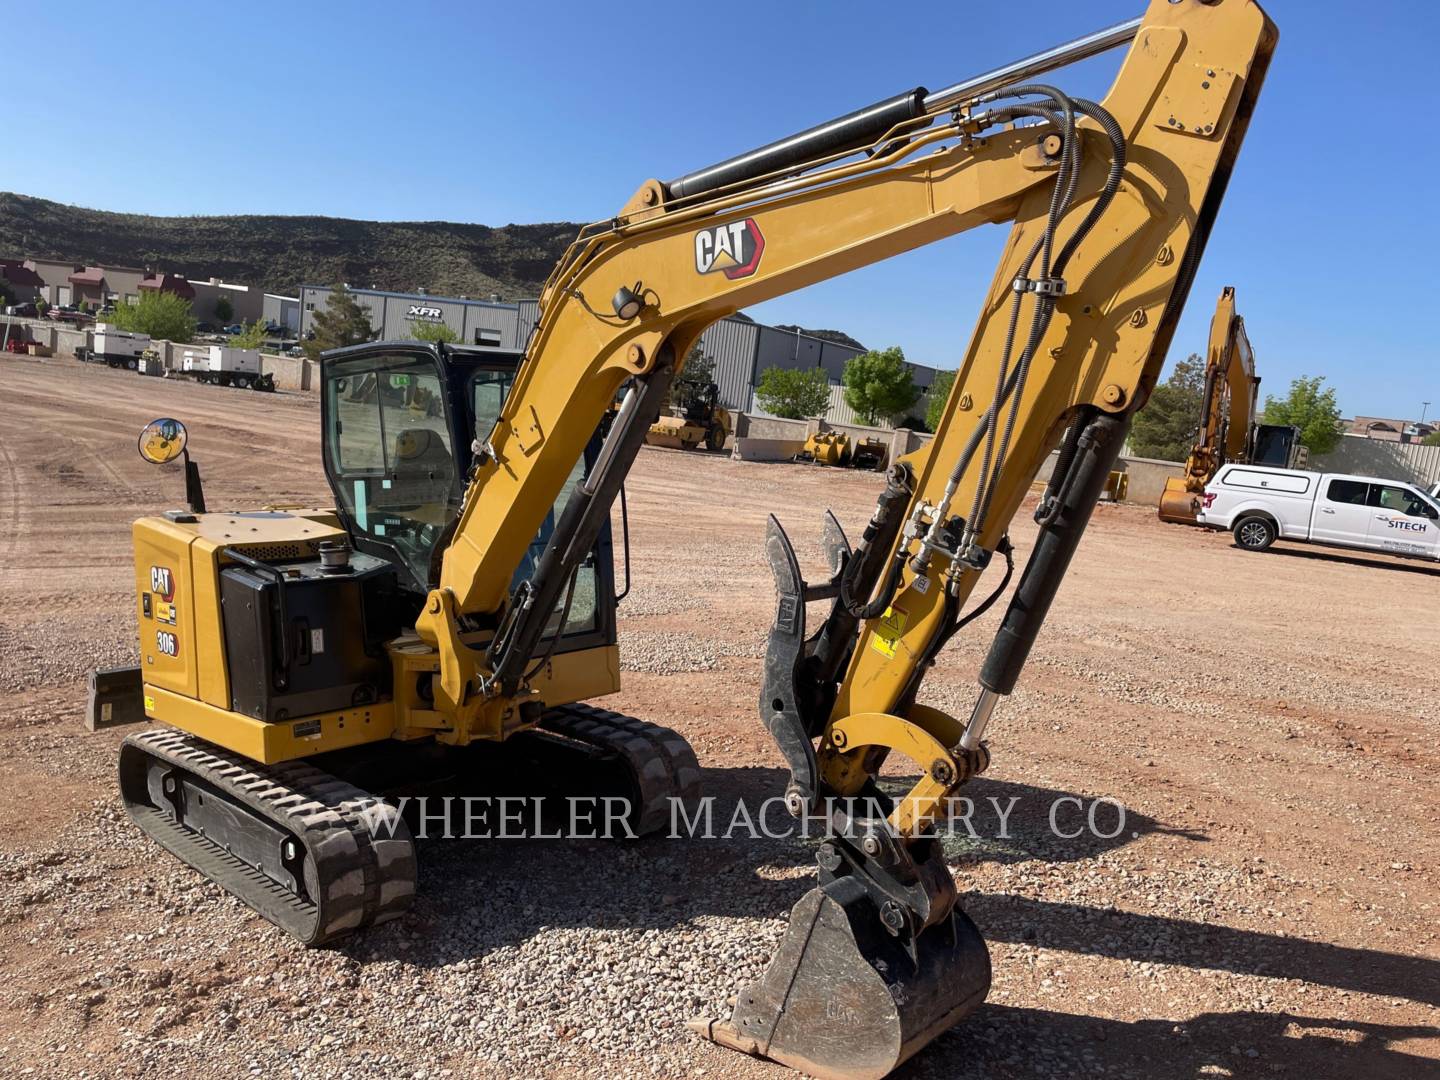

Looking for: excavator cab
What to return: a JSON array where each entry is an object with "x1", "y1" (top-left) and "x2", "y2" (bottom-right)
[{"x1": 320, "y1": 341, "x2": 615, "y2": 646}]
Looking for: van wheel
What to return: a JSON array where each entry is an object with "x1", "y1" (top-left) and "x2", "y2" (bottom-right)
[{"x1": 1234, "y1": 516, "x2": 1276, "y2": 551}]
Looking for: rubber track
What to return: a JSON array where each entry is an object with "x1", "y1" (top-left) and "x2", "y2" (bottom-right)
[
  {"x1": 540, "y1": 703, "x2": 703, "y2": 836},
  {"x1": 119, "y1": 728, "x2": 416, "y2": 946}
]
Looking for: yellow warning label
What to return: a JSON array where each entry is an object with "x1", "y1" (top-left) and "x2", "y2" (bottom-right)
[
  {"x1": 869, "y1": 606, "x2": 908, "y2": 658},
  {"x1": 143, "y1": 695, "x2": 156, "y2": 712}
]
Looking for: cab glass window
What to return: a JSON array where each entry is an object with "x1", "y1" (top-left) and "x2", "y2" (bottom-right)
[
  {"x1": 471, "y1": 369, "x2": 514, "y2": 446},
  {"x1": 1368, "y1": 484, "x2": 1435, "y2": 518},
  {"x1": 467, "y1": 367, "x2": 597, "y2": 639},
  {"x1": 1326, "y1": 479, "x2": 1369, "y2": 505},
  {"x1": 326, "y1": 354, "x2": 459, "y2": 588}
]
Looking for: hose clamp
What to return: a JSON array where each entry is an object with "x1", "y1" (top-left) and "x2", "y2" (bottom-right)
[{"x1": 1011, "y1": 275, "x2": 1066, "y2": 297}]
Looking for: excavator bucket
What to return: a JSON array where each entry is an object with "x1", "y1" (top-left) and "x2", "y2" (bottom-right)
[
  {"x1": 1158, "y1": 476, "x2": 1201, "y2": 524},
  {"x1": 691, "y1": 876, "x2": 991, "y2": 1080}
]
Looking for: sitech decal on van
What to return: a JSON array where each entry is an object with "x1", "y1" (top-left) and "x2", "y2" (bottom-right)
[{"x1": 1379, "y1": 517, "x2": 1427, "y2": 532}]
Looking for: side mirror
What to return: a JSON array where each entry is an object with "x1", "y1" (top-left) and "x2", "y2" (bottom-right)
[
  {"x1": 136, "y1": 417, "x2": 207, "y2": 515},
  {"x1": 137, "y1": 417, "x2": 188, "y2": 465}
]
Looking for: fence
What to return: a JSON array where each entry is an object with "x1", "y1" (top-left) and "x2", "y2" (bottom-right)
[{"x1": 1310, "y1": 437, "x2": 1440, "y2": 488}]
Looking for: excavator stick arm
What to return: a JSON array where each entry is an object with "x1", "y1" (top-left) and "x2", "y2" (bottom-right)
[{"x1": 1159, "y1": 284, "x2": 1263, "y2": 523}]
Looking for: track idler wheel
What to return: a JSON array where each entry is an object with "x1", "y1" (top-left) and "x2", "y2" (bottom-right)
[{"x1": 691, "y1": 875, "x2": 991, "y2": 1079}]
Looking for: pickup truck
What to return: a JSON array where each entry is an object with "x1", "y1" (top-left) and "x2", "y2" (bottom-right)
[{"x1": 1199, "y1": 465, "x2": 1440, "y2": 559}]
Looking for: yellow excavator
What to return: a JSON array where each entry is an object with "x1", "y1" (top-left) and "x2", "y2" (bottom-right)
[
  {"x1": 89, "y1": 2, "x2": 1275, "y2": 1076},
  {"x1": 1158, "y1": 286, "x2": 1302, "y2": 524}
]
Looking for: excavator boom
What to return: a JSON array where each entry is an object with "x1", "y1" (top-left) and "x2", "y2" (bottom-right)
[{"x1": 1159, "y1": 286, "x2": 1261, "y2": 523}]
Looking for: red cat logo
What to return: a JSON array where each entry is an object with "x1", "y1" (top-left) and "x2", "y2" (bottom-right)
[{"x1": 694, "y1": 218, "x2": 764, "y2": 279}]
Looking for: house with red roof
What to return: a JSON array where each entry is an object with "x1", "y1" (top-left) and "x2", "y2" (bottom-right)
[
  {"x1": 69, "y1": 264, "x2": 147, "y2": 308},
  {"x1": 0, "y1": 259, "x2": 45, "y2": 302},
  {"x1": 138, "y1": 272, "x2": 196, "y2": 301}
]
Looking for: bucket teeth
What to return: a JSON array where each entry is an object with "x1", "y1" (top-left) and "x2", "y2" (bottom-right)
[{"x1": 693, "y1": 876, "x2": 991, "y2": 1080}]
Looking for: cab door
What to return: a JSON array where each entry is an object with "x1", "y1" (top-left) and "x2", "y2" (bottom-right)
[
  {"x1": 1312, "y1": 478, "x2": 1373, "y2": 546},
  {"x1": 1365, "y1": 483, "x2": 1440, "y2": 556}
]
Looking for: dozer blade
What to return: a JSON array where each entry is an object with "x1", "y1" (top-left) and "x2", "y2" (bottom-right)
[
  {"x1": 691, "y1": 876, "x2": 991, "y2": 1080},
  {"x1": 1158, "y1": 476, "x2": 1201, "y2": 525}
]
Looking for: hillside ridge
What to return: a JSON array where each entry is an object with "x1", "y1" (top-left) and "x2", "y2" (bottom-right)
[{"x1": 0, "y1": 191, "x2": 583, "y2": 299}]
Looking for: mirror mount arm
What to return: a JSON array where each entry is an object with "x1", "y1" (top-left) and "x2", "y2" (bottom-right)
[{"x1": 182, "y1": 449, "x2": 207, "y2": 515}]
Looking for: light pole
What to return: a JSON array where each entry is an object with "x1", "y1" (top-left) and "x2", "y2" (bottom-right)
[{"x1": 1423, "y1": 401, "x2": 1431, "y2": 426}]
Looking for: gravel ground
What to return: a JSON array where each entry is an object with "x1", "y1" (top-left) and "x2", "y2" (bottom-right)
[{"x1": 0, "y1": 354, "x2": 1437, "y2": 1079}]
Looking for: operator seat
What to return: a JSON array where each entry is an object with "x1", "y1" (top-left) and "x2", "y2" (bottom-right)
[{"x1": 383, "y1": 427, "x2": 456, "y2": 511}]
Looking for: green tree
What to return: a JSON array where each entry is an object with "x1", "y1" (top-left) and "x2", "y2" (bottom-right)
[
  {"x1": 103, "y1": 290, "x2": 197, "y2": 343},
  {"x1": 755, "y1": 366, "x2": 831, "y2": 419},
  {"x1": 1421, "y1": 430, "x2": 1440, "y2": 447},
  {"x1": 1261, "y1": 375, "x2": 1342, "y2": 455},
  {"x1": 229, "y1": 319, "x2": 269, "y2": 349},
  {"x1": 213, "y1": 296, "x2": 234, "y2": 324},
  {"x1": 842, "y1": 346, "x2": 919, "y2": 426},
  {"x1": 671, "y1": 344, "x2": 716, "y2": 405},
  {"x1": 1128, "y1": 353, "x2": 1206, "y2": 460},
  {"x1": 35, "y1": 298, "x2": 49, "y2": 317},
  {"x1": 408, "y1": 320, "x2": 460, "y2": 343},
  {"x1": 303, "y1": 284, "x2": 375, "y2": 361},
  {"x1": 677, "y1": 344, "x2": 715, "y2": 392},
  {"x1": 926, "y1": 370, "x2": 956, "y2": 432}
]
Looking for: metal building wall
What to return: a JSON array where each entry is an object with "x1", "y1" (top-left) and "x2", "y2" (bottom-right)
[
  {"x1": 263, "y1": 294, "x2": 300, "y2": 331},
  {"x1": 380, "y1": 296, "x2": 468, "y2": 340},
  {"x1": 906, "y1": 362, "x2": 937, "y2": 389},
  {"x1": 299, "y1": 285, "x2": 523, "y2": 346},
  {"x1": 818, "y1": 340, "x2": 863, "y2": 381},
  {"x1": 298, "y1": 285, "x2": 322, "y2": 337},
  {"x1": 516, "y1": 300, "x2": 540, "y2": 349},
  {"x1": 698, "y1": 316, "x2": 761, "y2": 411},
  {"x1": 753, "y1": 326, "x2": 828, "y2": 374},
  {"x1": 295, "y1": 284, "x2": 935, "y2": 410},
  {"x1": 461, "y1": 303, "x2": 521, "y2": 348},
  {"x1": 299, "y1": 286, "x2": 387, "y2": 339}
]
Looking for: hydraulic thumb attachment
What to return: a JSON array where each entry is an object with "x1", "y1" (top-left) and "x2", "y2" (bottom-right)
[
  {"x1": 696, "y1": 486, "x2": 994, "y2": 1079},
  {"x1": 696, "y1": 414, "x2": 1128, "y2": 1080}
]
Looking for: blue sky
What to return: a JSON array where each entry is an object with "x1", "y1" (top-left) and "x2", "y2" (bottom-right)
[{"x1": 10, "y1": 1, "x2": 1436, "y2": 419}]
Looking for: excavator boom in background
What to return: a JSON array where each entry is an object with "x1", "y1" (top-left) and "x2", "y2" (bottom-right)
[
  {"x1": 95, "y1": 2, "x2": 1276, "y2": 1077},
  {"x1": 1159, "y1": 286, "x2": 1303, "y2": 524}
]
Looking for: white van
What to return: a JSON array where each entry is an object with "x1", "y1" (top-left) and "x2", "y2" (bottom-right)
[{"x1": 1199, "y1": 465, "x2": 1440, "y2": 559}]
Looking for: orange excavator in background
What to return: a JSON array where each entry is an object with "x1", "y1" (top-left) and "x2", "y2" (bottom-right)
[{"x1": 1158, "y1": 286, "x2": 1301, "y2": 524}]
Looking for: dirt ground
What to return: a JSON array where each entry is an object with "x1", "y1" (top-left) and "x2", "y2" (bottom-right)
[{"x1": 1, "y1": 353, "x2": 1436, "y2": 1079}]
